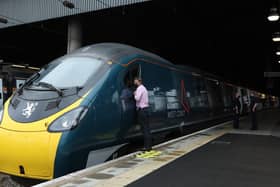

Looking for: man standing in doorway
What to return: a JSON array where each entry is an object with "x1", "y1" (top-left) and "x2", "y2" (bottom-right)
[
  {"x1": 250, "y1": 92, "x2": 258, "y2": 130},
  {"x1": 134, "y1": 77, "x2": 152, "y2": 151}
]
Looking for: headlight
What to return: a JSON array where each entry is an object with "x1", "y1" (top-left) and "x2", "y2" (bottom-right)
[{"x1": 48, "y1": 107, "x2": 88, "y2": 132}]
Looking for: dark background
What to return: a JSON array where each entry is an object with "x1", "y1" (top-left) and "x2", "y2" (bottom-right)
[{"x1": 0, "y1": 0, "x2": 278, "y2": 95}]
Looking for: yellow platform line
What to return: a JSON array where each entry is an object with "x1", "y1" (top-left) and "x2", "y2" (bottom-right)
[{"x1": 136, "y1": 150, "x2": 162, "y2": 159}]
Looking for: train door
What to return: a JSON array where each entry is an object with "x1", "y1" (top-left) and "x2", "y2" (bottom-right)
[
  {"x1": 166, "y1": 73, "x2": 189, "y2": 127},
  {"x1": 119, "y1": 64, "x2": 138, "y2": 136},
  {"x1": 183, "y1": 74, "x2": 209, "y2": 121},
  {"x1": 0, "y1": 78, "x2": 3, "y2": 109},
  {"x1": 205, "y1": 78, "x2": 224, "y2": 115},
  {"x1": 221, "y1": 83, "x2": 234, "y2": 113}
]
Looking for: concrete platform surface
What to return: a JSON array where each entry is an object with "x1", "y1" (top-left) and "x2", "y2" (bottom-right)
[
  {"x1": 35, "y1": 109, "x2": 280, "y2": 187},
  {"x1": 129, "y1": 134, "x2": 280, "y2": 187}
]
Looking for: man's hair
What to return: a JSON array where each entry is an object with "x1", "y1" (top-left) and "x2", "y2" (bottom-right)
[{"x1": 134, "y1": 77, "x2": 142, "y2": 82}]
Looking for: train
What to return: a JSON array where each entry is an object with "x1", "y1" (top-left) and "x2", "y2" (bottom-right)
[{"x1": 0, "y1": 43, "x2": 278, "y2": 180}]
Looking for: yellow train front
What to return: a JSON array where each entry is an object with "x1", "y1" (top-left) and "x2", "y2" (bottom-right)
[{"x1": 0, "y1": 97, "x2": 86, "y2": 180}]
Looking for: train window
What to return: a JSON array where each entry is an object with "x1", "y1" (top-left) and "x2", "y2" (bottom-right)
[
  {"x1": 32, "y1": 57, "x2": 105, "y2": 88},
  {"x1": 142, "y1": 63, "x2": 172, "y2": 91}
]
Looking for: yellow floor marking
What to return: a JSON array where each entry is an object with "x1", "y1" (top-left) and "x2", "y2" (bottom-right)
[{"x1": 136, "y1": 150, "x2": 162, "y2": 158}]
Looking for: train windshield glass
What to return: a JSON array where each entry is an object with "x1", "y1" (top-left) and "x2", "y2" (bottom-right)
[{"x1": 33, "y1": 57, "x2": 104, "y2": 88}]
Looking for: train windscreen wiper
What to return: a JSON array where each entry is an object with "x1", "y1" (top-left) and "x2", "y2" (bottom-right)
[
  {"x1": 18, "y1": 72, "x2": 40, "y2": 95},
  {"x1": 37, "y1": 82, "x2": 63, "y2": 97}
]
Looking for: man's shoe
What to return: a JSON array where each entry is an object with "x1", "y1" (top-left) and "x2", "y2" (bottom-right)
[{"x1": 141, "y1": 147, "x2": 152, "y2": 152}]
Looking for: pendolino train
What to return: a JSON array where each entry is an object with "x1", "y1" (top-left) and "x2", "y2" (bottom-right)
[{"x1": 0, "y1": 43, "x2": 278, "y2": 180}]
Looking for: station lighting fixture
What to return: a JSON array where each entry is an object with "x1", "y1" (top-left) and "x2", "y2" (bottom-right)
[
  {"x1": 0, "y1": 17, "x2": 8, "y2": 24},
  {"x1": 276, "y1": 51, "x2": 280, "y2": 55},
  {"x1": 62, "y1": 0, "x2": 75, "y2": 9},
  {"x1": 11, "y1": 64, "x2": 26, "y2": 68},
  {"x1": 28, "y1": 66, "x2": 40, "y2": 70},
  {"x1": 268, "y1": 7, "x2": 280, "y2": 21},
  {"x1": 272, "y1": 32, "x2": 280, "y2": 42},
  {"x1": 11, "y1": 64, "x2": 40, "y2": 70}
]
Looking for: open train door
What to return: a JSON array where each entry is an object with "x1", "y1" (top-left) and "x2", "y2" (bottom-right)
[{"x1": 119, "y1": 63, "x2": 139, "y2": 136}]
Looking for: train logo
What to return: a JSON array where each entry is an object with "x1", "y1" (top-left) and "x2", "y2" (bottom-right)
[{"x1": 22, "y1": 102, "x2": 38, "y2": 118}]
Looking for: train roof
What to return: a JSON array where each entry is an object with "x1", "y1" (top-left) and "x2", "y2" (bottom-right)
[
  {"x1": 70, "y1": 43, "x2": 173, "y2": 66},
  {"x1": 69, "y1": 43, "x2": 276, "y2": 97}
]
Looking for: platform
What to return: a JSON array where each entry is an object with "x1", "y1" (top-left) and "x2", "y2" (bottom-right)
[{"x1": 35, "y1": 109, "x2": 280, "y2": 187}]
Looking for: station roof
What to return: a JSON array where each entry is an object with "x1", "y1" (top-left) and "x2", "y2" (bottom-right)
[{"x1": 0, "y1": 0, "x2": 150, "y2": 29}]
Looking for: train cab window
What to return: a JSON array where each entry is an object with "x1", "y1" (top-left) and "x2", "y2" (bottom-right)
[{"x1": 32, "y1": 57, "x2": 107, "y2": 88}]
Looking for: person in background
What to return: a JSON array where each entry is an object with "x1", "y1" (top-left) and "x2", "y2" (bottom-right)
[
  {"x1": 120, "y1": 79, "x2": 134, "y2": 112},
  {"x1": 134, "y1": 77, "x2": 152, "y2": 151},
  {"x1": 233, "y1": 92, "x2": 241, "y2": 129},
  {"x1": 250, "y1": 92, "x2": 258, "y2": 130},
  {"x1": 118, "y1": 79, "x2": 136, "y2": 138}
]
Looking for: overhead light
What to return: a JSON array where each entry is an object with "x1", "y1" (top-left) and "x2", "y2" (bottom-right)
[
  {"x1": 12, "y1": 64, "x2": 26, "y2": 68},
  {"x1": 276, "y1": 51, "x2": 280, "y2": 55},
  {"x1": 272, "y1": 32, "x2": 280, "y2": 42},
  {"x1": 268, "y1": 8, "x2": 280, "y2": 21},
  {"x1": 28, "y1": 66, "x2": 40, "y2": 70},
  {"x1": 0, "y1": 17, "x2": 8, "y2": 24},
  {"x1": 62, "y1": 0, "x2": 75, "y2": 9},
  {"x1": 278, "y1": 60, "x2": 280, "y2": 63}
]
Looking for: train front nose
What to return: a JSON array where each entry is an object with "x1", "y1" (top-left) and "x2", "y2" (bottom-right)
[
  {"x1": 0, "y1": 128, "x2": 61, "y2": 180},
  {"x1": 0, "y1": 92, "x2": 86, "y2": 179}
]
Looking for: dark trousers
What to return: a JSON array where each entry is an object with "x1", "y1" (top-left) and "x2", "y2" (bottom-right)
[
  {"x1": 251, "y1": 111, "x2": 258, "y2": 130},
  {"x1": 137, "y1": 108, "x2": 152, "y2": 150},
  {"x1": 233, "y1": 113, "x2": 240, "y2": 129}
]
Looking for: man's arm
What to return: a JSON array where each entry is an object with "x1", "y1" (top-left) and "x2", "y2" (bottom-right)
[
  {"x1": 134, "y1": 88, "x2": 142, "y2": 101},
  {"x1": 252, "y1": 103, "x2": 257, "y2": 112}
]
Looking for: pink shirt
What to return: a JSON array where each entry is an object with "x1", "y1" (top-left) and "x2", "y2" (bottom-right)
[{"x1": 134, "y1": 84, "x2": 149, "y2": 109}]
